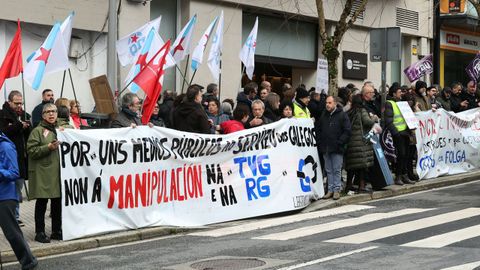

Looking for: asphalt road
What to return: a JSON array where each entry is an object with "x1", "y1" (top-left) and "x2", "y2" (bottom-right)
[{"x1": 4, "y1": 180, "x2": 480, "y2": 270}]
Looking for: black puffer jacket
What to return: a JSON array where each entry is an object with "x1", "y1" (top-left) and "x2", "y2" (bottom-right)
[
  {"x1": 172, "y1": 101, "x2": 211, "y2": 134},
  {"x1": 344, "y1": 108, "x2": 374, "y2": 170},
  {"x1": 316, "y1": 106, "x2": 351, "y2": 154}
]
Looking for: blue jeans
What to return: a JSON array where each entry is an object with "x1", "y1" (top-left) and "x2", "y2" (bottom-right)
[{"x1": 323, "y1": 152, "x2": 344, "y2": 192}]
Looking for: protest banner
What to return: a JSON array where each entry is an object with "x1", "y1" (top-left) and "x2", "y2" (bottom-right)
[
  {"x1": 57, "y1": 119, "x2": 323, "y2": 240},
  {"x1": 403, "y1": 54, "x2": 433, "y2": 82},
  {"x1": 316, "y1": 58, "x2": 328, "y2": 94},
  {"x1": 415, "y1": 108, "x2": 480, "y2": 180}
]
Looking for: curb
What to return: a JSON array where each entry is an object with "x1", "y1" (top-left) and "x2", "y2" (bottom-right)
[{"x1": 2, "y1": 171, "x2": 479, "y2": 264}]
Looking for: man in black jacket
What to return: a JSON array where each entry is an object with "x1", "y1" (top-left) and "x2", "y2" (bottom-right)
[
  {"x1": 316, "y1": 96, "x2": 351, "y2": 200},
  {"x1": 0, "y1": 90, "x2": 31, "y2": 225},
  {"x1": 450, "y1": 82, "x2": 468, "y2": 113},
  {"x1": 461, "y1": 80, "x2": 480, "y2": 110},
  {"x1": 31, "y1": 89, "x2": 54, "y2": 127}
]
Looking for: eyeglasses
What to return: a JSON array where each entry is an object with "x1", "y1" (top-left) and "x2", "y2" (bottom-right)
[{"x1": 43, "y1": 110, "x2": 57, "y2": 114}]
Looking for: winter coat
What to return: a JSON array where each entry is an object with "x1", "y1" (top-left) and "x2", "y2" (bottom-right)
[
  {"x1": 207, "y1": 112, "x2": 230, "y2": 134},
  {"x1": 461, "y1": 91, "x2": 480, "y2": 110},
  {"x1": 263, "y1": 103, "x2": 280, "y2": 122},
  {"x1": 414, "y1": 93, "x2": 431, "y2": 111},
  {"x1": 172, "y1": 101, "x2": 211, "y2": 134},
  {"x1": 149, "y1": 114, "x2": 166, "y2": 127},
  {"x1": 220, "y1": 120, "x2": 245, "y2": 134},
  {"x1": 158, "y1": 97, "x2": 174, "y2": 128},
  {"x1": 27, "y1": 121, "x2": 61, "y2": 199},
  {"x1": 110, "y1": 107, "x2": 142, "y2": 128},
  {"x1": 344, "y1": 108, "x2": 375, "y2": 170},
  {"x1": 0, "y1": 133, "x2": 20, "y2": 201},
  {"x1": 71, "y1": 114, "x2": 88, "y2": 129},
  {"x1": 437, "y1": 95, "x2": 451, "y2": 111},
  {"x1": 245, "y1": 115, "x2": 273, "y2": 129},
  {"x1": 307, "y1": 97, "x2": 326, "y2": 122},
  {"x1": 450, "y1": 93, "x2": 465, "y2": 113},
  {"x1": 363, "y1": 99, "x2": 381, "y2": 118},
  {"x1": 0, "y1": 102, "x2": 31, "y2": 179},
  {"x1": 236, "y1": 92, "x2": 253, "y2": 113},
  {"x1": 316, "y1": 106, "x2": 351, "y2": 154}
]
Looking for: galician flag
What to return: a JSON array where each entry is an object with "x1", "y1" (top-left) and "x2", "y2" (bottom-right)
[
  {"x1": 207, "y1": 11, "x2": 224, "y2": 83},
  {"x1": 24, "y1": 12, "x2": 74, "y2": 90},
  {"x1": 125, "y1": 27, "x2": 175, "y2": 93},
  {"x1": 171, "y1": 15, "x2": 197, "y2": 63},
  {"x1": 239, "y1": 17, "x2": 258, "y2": 80},
  {"x1": 116, "y1": 16, "x2": 161, "y2": 67},
  {"x1": 191, "y1": 16, "x2": 218, "y2": 71},
  {"x1": 132, "y1": 40, "x2": 171, "y2": 125}
]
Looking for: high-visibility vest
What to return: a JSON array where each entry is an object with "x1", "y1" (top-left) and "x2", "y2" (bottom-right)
[
  {"x1": 293, "y1": 101, "x2": 311, "y2": 119},
  {"x1": 387, "y1": 100, "x2": 407, "y2": 132}
]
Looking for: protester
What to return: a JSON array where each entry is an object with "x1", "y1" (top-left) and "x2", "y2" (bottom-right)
[
  {"x1": 258, "y1": 88, "x2": 269, "y2": 102},
  {"x1": 462, "y1": 80, "x2": 480, "y2": 110},
  {"x1": 202, "y1": 83, "x2": 218, "y2": 109},
  {"x1": 172, "y1": 85, "x2": 211, "y2": 134},
  {"x1": 221, "y1": 101, "x2": 233, "y2": 119},
  {"x1": 293, "y1": 87, "x2": 311, "y2": 118},
  {"x1": 412, "y1": 80, "x2": 431, "y2": 111},
  {"x1": 361, "y1": 84, "x2": 381, "y2": 118},
  {"x1": 263, "y1": 92, "x2": 281, "y2": 122},
  {"x1": 307, "y1": 90, "x2": 325, "y2": 122},
  {"x1": 0, "y1": 132, "x2": 38, "y2": 270},
  {"x1": 344, "y1": 94, "x2": 375, "y2": 193},
  {"x1": 237, "y1": 82, "x2": 258, "y2": 112},
  {"x1": 27, "y1": 103, "x2": 63, "y2": 243},
  {"x1": 110, "y1": 93, "x2": 142, "y2": 128},
  {"x1": 279, "y1": 100, "x2": 294, "y2": 118},
  {"x1": 317, "y1": 96, "x2": 351, "y2": 200},
  {"x1": 260, "y1": 80, "x2": 272, "y2": 93},
  {"x1": 149, "y1": 102, "x2": 165, "y2": 127},
  {"x1": 220, "y1": 104, "x2": 250, "y2": 134},
  {"x1": 437, "y1": 86, "x2": 452, "y2": 111},
  {"x1": 281, "y1": 83, "x2": 295, "y2": 103},
  {"x1": 31, "y1": 89, "x2": 54, "y2": 127},
  {"x1": 69, "y1": 100, "x2": 88, "y2": 129},
  {"x1": 450, "y1": 82, "x2": 468, "y2": 113},
  {"x1": 158, "y1": 90, "x2": 175, "y2": 128},
  {"x1": 402, "y1": 92, "x2": 420, "y2": 181},
  {"x1": 206, "y1": 98, "x2": 230, "y2": 134},
  {"x1": 426, "y1": 86, "x2": 441, "y2": 110},
  {"x1": 0, "y1": 91, "x2": 31, "y2": 226},
  {"x1": 385, "y1": 86, "x2": 414, "y2": 185},
  {"x1": 245, "y1": 100, "x2": 273, "y2": 128}
]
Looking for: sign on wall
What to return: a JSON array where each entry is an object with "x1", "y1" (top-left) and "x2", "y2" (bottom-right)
[
  {"x1": 342, "y1": 51, "x2": 368, "y2": 80},
  {"x1": 57, "y1": 119, "x2": 323, "y2": 240}
]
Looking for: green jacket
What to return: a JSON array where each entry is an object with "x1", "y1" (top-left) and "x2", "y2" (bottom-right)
[
  {"x1": 27, "y1": 121, "x2": 60, "y2": 199},
  {"x1": 344, "y1": 108, "x2": 375, "y2": 170}
]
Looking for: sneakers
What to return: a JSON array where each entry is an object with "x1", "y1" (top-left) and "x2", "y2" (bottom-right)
[
  {"x1": 401, "y1": 174, "x2": 415, "y2": 184},
  {"x1": 322, "y1": 192, "x2": 333, "y2": 199},
  {"x1": 51, "y1": 231, "x2": 63, "y2": 241},
  {"x1": 333, "y1": 192, "x2": 340, "y2": 200},
  {"x1": 35, "y1": 232, "x2": 50, "y2": 243},
  {"x1": 17, "y1": 219, "x2": 25, "y2": 227}
]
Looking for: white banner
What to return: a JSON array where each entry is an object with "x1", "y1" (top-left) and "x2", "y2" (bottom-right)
[
  {"x1": 58, "y1": 119, "x2": 323, "y2": 240},
  {"x1": 415, "y1": 108, "x2": 480, "y2": 180}
]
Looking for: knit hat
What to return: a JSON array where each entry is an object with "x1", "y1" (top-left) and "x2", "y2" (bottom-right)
[
  {"x1": 415, "y1": 80, "x2": 427, "y2": 93},
  {"x1": 296, "y1": 87, "x2": 309, "y2": 99}
]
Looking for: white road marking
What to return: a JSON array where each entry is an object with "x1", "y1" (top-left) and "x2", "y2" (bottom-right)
[
  {"x1": 439, "y1": 260, "x2": 480, "y2": 270},
  {"x1": 189, "y1": 205, "x2": 374, "y2": 237},
  {"x1": 276, "y1": 246, "x2": 378, "y2": 270},
  {"x1": 254, "y1": 208, "x2": 433, "y2": 241},
  {"x1": 401, "y1": 224, "x2": 480, "y2": 248},
  {"x1": 325, "y1": 208, "x2": 480, "y2": 244}
]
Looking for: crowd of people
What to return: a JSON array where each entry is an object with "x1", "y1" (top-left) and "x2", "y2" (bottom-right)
[{"x1": 1, "y1": 78, "x2": 479, "y2": 269}]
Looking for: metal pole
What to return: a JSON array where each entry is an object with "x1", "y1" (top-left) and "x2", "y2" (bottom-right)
[
  {"x1": 218, "y1": 58, "x2": 222, "y2": 100},
  {"x1": 380, "y1": 28, "x2": 387, "y2": 128},
  {"x1": 107, "y1": 0, "x2": 117, "y2": 92},
  {"x1": 21, "y1": 72, "x2": 26, "y2": 113},
  {"x1": 180, "y1": 55, "x2": 190, "y2": 94},
  {"x1": 433, "y1": 0, "x2": 441, "y2": 85},
  {"x1": 68, "y1": 69, "x2": 78, "y2": 107},
  {"x1": 60, "y1": 70, "x2": 66, "y2": 98}
]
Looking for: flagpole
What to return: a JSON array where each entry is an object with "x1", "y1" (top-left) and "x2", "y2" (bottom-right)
[
  {"x1": 3, "y1": 82, "x2": 7, "y2": 103},
  {"x1": 68, "y1": 69, "x2": 78, "y2": 106},
  {"x1": 21, "y1": 72, "x2": 26, "y2": 114},
  {"x1": 181, "y1": 55, "x2": 190, "y2": 94},
  {"x1": 218, "y1": 58, "x2": 222, "y2": 100},
  {"x1": 60, "y1": 70, "x2": 67, "y2": 98},
  {"x1": 188, "y1": 70, "x2": 197, "y2": 86},
  {"x1": 239, "y1": 65, "x2": 246, "y2": 93}
]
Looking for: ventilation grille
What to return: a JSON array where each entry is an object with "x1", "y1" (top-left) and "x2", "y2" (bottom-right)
[
  {"x1": 396, "y1": 7, "x2": 419, "y2": 30},
  {"x1": 350, "y1": 0, "x2": 365, "y2": 20}
]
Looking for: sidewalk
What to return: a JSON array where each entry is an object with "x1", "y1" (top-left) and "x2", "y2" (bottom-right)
[{"x1": 1, "y1": 170, "x2": 479, "y2": 264}]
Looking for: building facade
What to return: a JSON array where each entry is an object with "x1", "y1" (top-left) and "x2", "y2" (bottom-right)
[{"x1": 0, "y1": 0, "x2": 434, "y2": 113}]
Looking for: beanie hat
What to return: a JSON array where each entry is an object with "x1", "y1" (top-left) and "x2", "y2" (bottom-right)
[
  {"x1": 415, "y1": 80, "x2": 427, "y2": 93},
  {"x1": 296, "y1": 87, "x2": 309, "y2": 99}
]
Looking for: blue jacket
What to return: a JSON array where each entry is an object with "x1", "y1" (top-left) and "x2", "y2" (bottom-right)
[{"x1": 0, "y1": 132, "x2": 19, "y2": 201}]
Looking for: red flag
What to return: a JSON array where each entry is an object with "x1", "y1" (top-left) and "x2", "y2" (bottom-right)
[
  {"x1": 132, "y1": 40, "x2": 171, "y2": 125},
  {"x1": 0, "y1": 20, "x2": 23, "y2": 89}
]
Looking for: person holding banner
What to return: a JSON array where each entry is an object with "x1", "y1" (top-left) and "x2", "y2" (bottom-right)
[
  {"x1": 385, "y1": 87, "x2": 414, "y2": 185},
  {"x1": 413, "y1": 81, "x2": 431, "y2": 112},
  {"x1": 110, "y1": 93, "x2": 142, "y2": 128},
  {"x1": 462, "y1": 81, "x2": 480, "y2": 110},
  {"x1": 27, "y1": 103, "x2": 63, "y2": 243},
  {"x1": 450, "y1": 82, "x2": 468, "y2": 113},
  {"x1": 437, "y1": 87, "x2": 452, "y2": 111}
]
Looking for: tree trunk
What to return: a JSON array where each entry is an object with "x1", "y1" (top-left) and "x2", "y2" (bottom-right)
[{"x1": 327, "y1": 57, "x2": 339, "y2": 97}]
